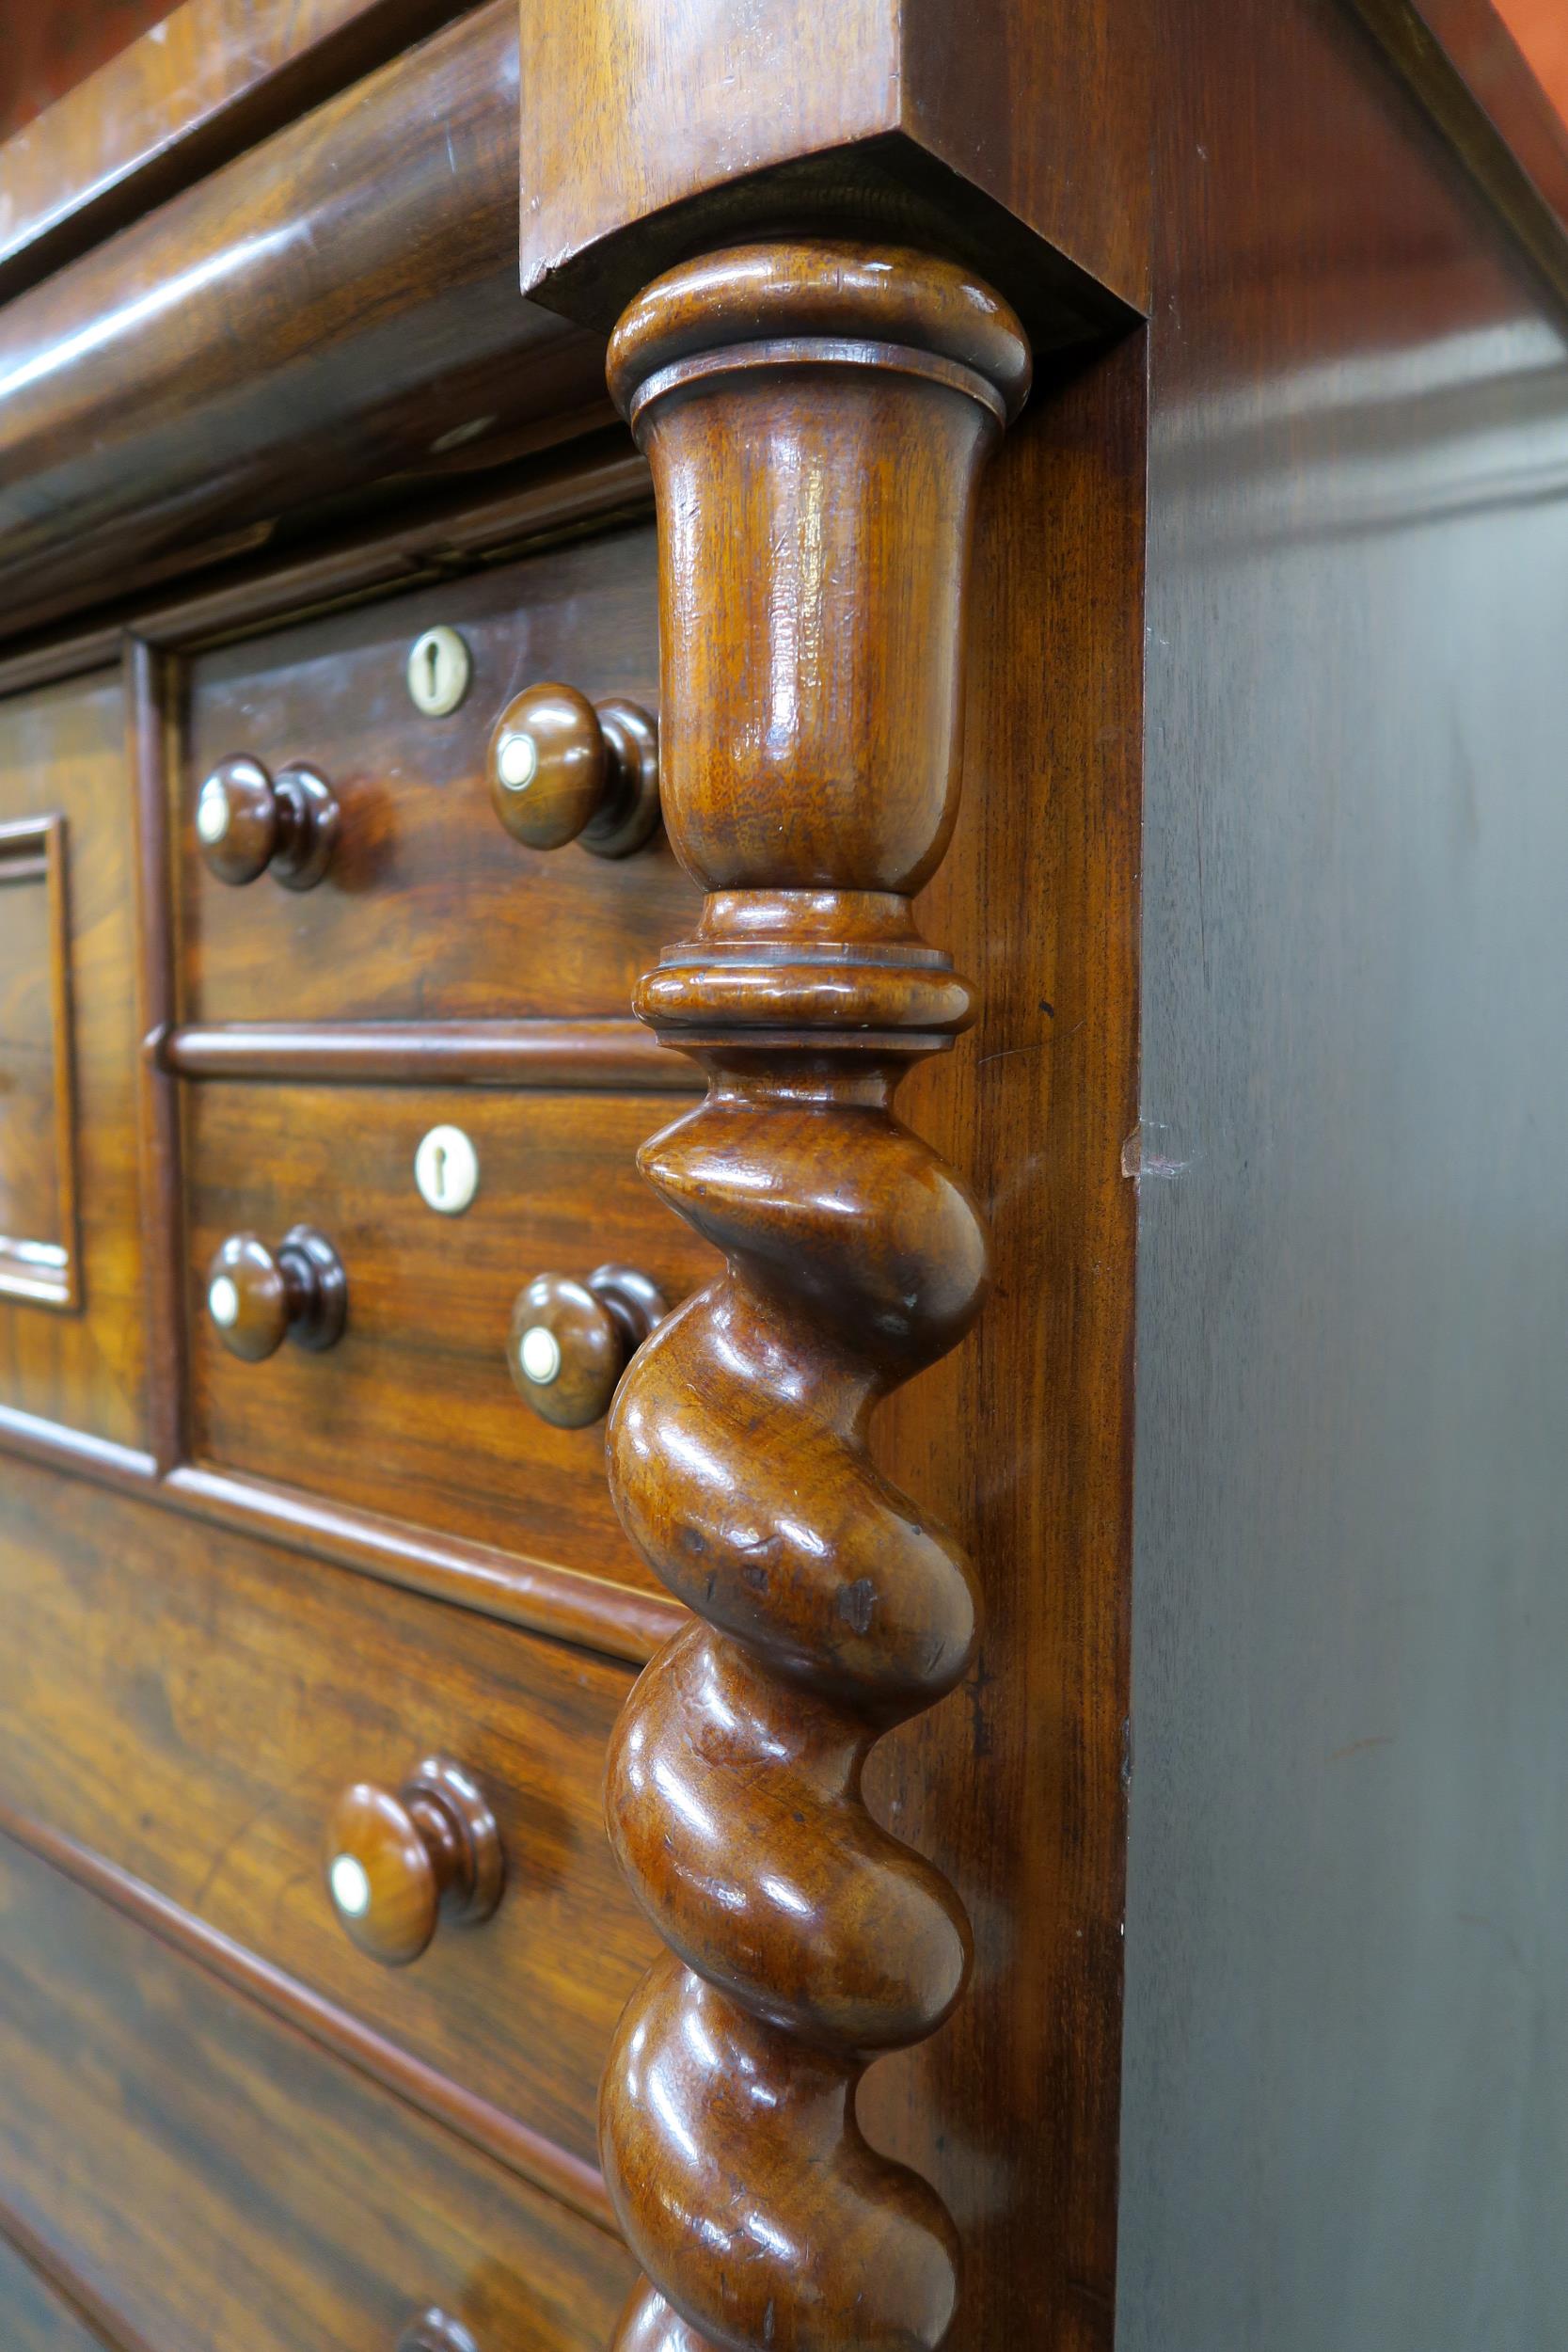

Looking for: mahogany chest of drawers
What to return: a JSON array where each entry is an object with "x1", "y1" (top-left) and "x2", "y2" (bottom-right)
[{"x1": 0, "y1": 2, "x2": 1562, "y2": 2349}]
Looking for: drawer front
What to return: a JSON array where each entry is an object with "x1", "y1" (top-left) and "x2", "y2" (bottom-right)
[
  {"x1": 0, "y1": 1836, "x2": 636, "y2": 2352},
  {"x1": 180, "y1": 522, "x2": 700, "y2": 1025},
  {"x1": 0, "y1": 2237, "x2": 106, "y2": 2352},
  {"x1": 182, "y1": 1080, "x2": 712, "y2": 1589},
  {"x1": 0, "y1": 667, "x2": 145, "y2": 1448},
  {"x1": 0, "y1": 1457, "x2": 656, "y2": 2180}
]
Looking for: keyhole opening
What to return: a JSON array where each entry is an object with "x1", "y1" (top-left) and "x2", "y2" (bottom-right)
[
  {"x1": 432, "y1": 1144, "x2": 448, "y2": 1201},
  {"x1": 426, "y1": 640, "x2": 441, "y2": 703}
]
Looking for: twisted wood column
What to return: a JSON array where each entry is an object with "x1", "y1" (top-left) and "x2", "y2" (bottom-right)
[{"x1": 598, "y1": 243, "x2": 1031, "y2": 2352}]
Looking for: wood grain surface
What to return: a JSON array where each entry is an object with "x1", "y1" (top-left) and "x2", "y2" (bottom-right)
[
  {"x1": 183, "y1": 1080, "x2": 711, "y2": 1583},
  {"x1": 178, "y1": 523, "x2": 697, "y2": 1028},
  {"x1": 594, "y1": 243, "x2": 1037, "y2": 2352},
  {"x1": 0, "y1": 0, "x2": 174, "y2": 144},
  {"x1": 0, "y1": 1833, "x2": 637, "y2": 2351},
  {"x1": 0, "y1": 1451, "x2": 654, "y2": 2186},
  {"x1": 0, "y1": 669, "x2": 144, "y2": 1444},
  {"x1": 0, "y1": 1, "x2": 607, "y2": 644},
  {"x1": 1349, "y1": 0, "x2": 1568, "y2": 311},
  {"x1": 0, "y1": 815, "x2": 80, "y2": 1311},
  {"x1": 0, "y1": 2229, "x2": 114, "y2": 2352},
  {"x1": 0, "y1": 0, "x2": 477, "y2": 302},
  {"x1": 863, "y1": 332, "x2": 1145, "y2": 2352},
  {"x1": 517, "y1": 0, "x2": 1148, "y2": 340}
]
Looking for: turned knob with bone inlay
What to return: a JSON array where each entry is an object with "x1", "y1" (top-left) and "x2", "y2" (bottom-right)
[
  {"x1": 486, "y1": 683, "x2": 659, "y2": 856},
  {"x1": 325, "y1": 1757, "x2": 503, "y2": 1967},
  {"x1": 196, "y1": 755, "x2": 340, "y2": 888},
  {"x1": 507, "y1": 1263, "x2": 665, "y2": 1428},
  {"x1": 205, "y1": 1227, "x2": 347, "y2": 1361}
]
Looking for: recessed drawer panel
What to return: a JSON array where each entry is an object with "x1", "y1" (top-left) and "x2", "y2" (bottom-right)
[
  {"x1": 0, "y1": 667, "x2": 145, "y2": 1447},
  {"x1": 182, "y1": 1079, "x2": 712, "y2": 1592},
  {"x1": 179, "y1": 522, "x2": 700, "y2": 1025},
  {"x1": 0, "y1": 1458, "x2": 654, "y2": 2185},
  {"x1": 0, "y1": 1834, "x2": 636, "y2": 2352}
]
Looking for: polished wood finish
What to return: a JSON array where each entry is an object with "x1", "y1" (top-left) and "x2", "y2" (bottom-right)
[
  {"x1": 195, "y1": 756, "x2": 340, "y2": 890},
  {"x1": 183, "y1": 1082, "x2": 710, "y2": 1586},
  {"x1": 4, "y1": 1, "x2": 1558, "y2": 2344},
  {"x1": 594, "y1": 243, "x2": 1027, "y2": 2352},
  {"x1": 180, "y1": 526, "x2": 696, "y2": 1030},
  {"x1": 516, "y1": 0, "x2": 1148, "y2": 342},
  {"x1": 398, "y1": 2314, "x2": 481, "y2": 2352},
  {"x1": 164, "y1": 1020, "x2": 684, "y2": 1089},
  {"x1": 0, "y1": 0, "x2": 477, "y2": 303},
  {"x1": 0, "y1": 814, "x2": 80, "y2": 1311},
  {"x1": 0, "y1": 1, "x2": 607, "y2": 643},
  {"x1": 126, "y1": 635, "x2": 185, "y2": 1472},
  {"x1": 0, "y1": 1835, "x2": 637, "y2": 2350},
  {"x1": 205, "y1": 1224, "x2": 349, "y2": 1360},
  {"x1": 488, "y1": 686, "x2": 661, "y2": 858},
  {"x1": 3, "y1": 1798, "x2": 610, "y2": 2229},
  {"x1": 0, "y1": 0, "x2": 173, "y2": 143},
  {"x1": 0, "y1": 1453, "x2": 657, "y2": 2183},
  {"x1": 0, "y1": 2222, "x2": 132, "y2": 2352},
  {"x1": 0, "y1": 666, "x2": 145, "y2": 1445},
  {"x1": 165, "y1": 1460, "x2": 684, "y2": 1661},
  {"x1": 1352, "y1": 0, "x2": 1568, "y2": 309},
  {"x1": 508, "y1": 1265, "x2": 665, "y2": 1429},
  {"x1": 325, "y1": 1757, "x2": 505, "y2": 1966},
  {"x1": 855, "y1": 339, "x2": 1144, "y2": 2352}
]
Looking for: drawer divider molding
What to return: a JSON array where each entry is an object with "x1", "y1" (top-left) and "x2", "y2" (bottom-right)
[
  {"x1": 0, "y1": 2196, "x2": 160, "y2": 2352},
  {"x1": 164, "y1": 1464, "x2": 685, "y2": 1663},
  {"x1": 0, "y1": 1405, "x2": 680, "y2": 1663},
  {"x1": 163, "y1": 1020, "x2": 696, "y2": 1090},
  {"x1": 0, "y1": 1802, "x2": 619, "y2": 2240},
  {"x1": 128, "y1": 635, "x2": 187, "y2": 1475},
  {"x1": 0, "y1": 1400, "x2": 158, "y2": 1487}
]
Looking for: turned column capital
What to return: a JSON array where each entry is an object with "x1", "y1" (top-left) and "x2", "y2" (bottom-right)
[
  {"x1": 606, "y1": 241, "x2": 1032, "y2": 425},
  {"x1": 602, "y1": 242, "x2": 1029, "y2": 911}
]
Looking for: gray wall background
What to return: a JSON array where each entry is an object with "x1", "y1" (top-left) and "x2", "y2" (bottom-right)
[{"x1": 1117, "y1": 2, "x2": 1568, "y2": 2344}]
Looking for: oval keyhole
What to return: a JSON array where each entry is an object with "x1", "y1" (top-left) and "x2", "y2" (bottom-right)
[
  {"x1": 414, "y1": 1124, "x2": 479, "y2": 1216},
  {"x1": 405, "y1": 627, "x2": 471, "y2": 717}
]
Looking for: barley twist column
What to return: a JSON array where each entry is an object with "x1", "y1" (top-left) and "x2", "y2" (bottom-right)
[{"x1": 597, "y1": 242, "x2": 1030, "y2": 2352}]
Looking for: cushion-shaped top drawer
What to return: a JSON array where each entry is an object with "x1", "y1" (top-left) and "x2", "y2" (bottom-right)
[{"x1": 179, "y1": 519, "x2": 699, "y2": 1025}]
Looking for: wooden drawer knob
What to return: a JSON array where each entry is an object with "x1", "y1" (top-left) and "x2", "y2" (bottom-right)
[
  {"x1": 398, "y1": 2316, "x2": 479, "y2": 2352},
  {"x1": 487, "y1": 683, "x2": 659, "y2": 857},
  {"x1": 206, "y1": 1226, "x2": 347, "y2": 1361},
  {"x1": 507, "y1": 1263, "x2": 665, "y2": 1428},
  {"x1": 325, "y1": 1756, "x2": 503, "y2": 1967},
  {"x1": 196, "y1": 755, "x2": 339, "y2": 888}
]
